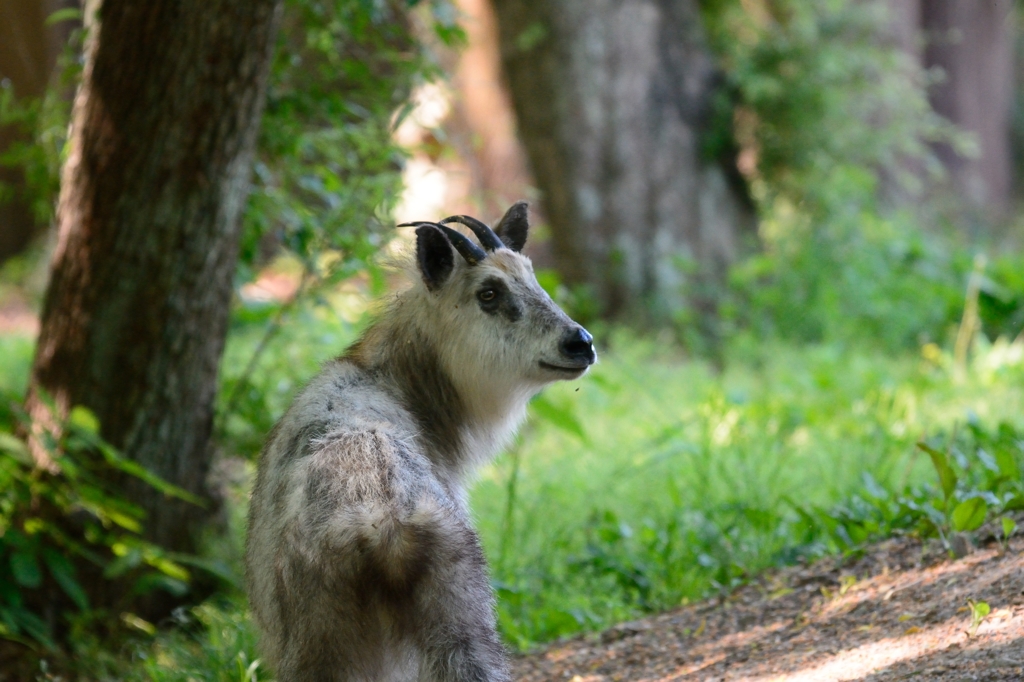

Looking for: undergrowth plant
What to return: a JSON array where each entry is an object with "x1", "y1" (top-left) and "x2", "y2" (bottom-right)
[
  {"x1": 794, "y1": 421, "x2": 1024, "y2": 557},
  {"x1": 0, "y1": 402, "x2": 203, "y2": 652},
  {"x1": 999, "y1": 516, "x2": 1017, "y2": 552},
  {"x1": 967, "y1": 599, "x2": 991, "y2": 637}
]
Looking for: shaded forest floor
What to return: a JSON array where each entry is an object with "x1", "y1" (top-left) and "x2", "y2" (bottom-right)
[{"x1": 513, "y1": 519, "x2": 1024, "y2": 682}]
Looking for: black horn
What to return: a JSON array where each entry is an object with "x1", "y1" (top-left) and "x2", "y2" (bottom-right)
[
  {"x1": 439, "y1": 214, "x2": 505, "y2": 252},
  {"x1": 398, "y1": 221, "x2": 486, "y2": 265}
]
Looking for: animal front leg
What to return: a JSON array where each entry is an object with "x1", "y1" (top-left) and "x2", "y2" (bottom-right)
[{"x1": 414, "y1": 537, "x2": 511, "y2": 682}]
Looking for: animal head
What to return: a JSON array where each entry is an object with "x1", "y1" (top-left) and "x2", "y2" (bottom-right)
[{"x1": 399, "y1": 202, "x2": 596, "y2": 401}]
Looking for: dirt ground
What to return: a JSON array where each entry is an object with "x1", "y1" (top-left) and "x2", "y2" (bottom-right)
[{"x1": 513, "y1": 520, "x2": 1024, "y2": 681}]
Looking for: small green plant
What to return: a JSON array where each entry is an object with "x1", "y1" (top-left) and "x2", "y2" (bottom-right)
[
  {"x1": 967, "y1": 599, "x2": 991, "y2": 637},
  {"x1": 917, "y1": 440, "x2": 990, "y2": 546},
  {"x1": 999, "y1": 516, "x2": 1017, "y2": 553},
  {"x1": 920, "y1": 424, "x2": 1024, "y2": 539}
]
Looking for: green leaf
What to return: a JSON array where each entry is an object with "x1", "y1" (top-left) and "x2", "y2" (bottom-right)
[
  {"x1": 10, "y1": 607, "x2": 55, "y2": 650},
  {"x1": 389, "y1": 100, "x2": 416, "y2": 133},
  {"x1": 531, "y1": 395, "x2": 587, "y2": 442},
  {"x1": 97, "y1": 445, "x2": 206, "y2": 506},
  {"x1": 10, "y1": 551, "x2": 42, "y2": 588},
  {"x1": 166, "y1": 554, "x2": 240, "y2": 589},
  {"x1": 68, "y1": 406, "x2": 100, "y2": 435},
  {"x1": 42, "y1": 548, "x2": 88, "y2": 610},
  {"x1": 132, "y1": 573, "x2": 188, "y2": 598},
  {"x1": 1001, "y1": 516, "x2": 1017, "y2": 539},
  {"x1": 993, "y1": 445, "x2": 1020, "y2": 482},
  {"x1": 918, "y1": 441, "x2": 957, "y2": 501},
  {"x1": 586, "y1": 372, "x2": 621, "y2": 393},
  {"x1": 0, "y1": 575, "x2": 22, "y2": 605},
  {"x1": 103, "y1": 548, "x2": 143, "y2": 579},
  {"x1": 146, "y1": 556, "x2": 190, "y2": 582},
  {"x1": 106, "y1": 509, "x2": 142, "y2": 533},
  {"x1": 0, "y1": 432, "x2": 31, "y2": 465},
  {"x1": 951, "y1": 498, "x2": 988, "y2": 532},
  {"x1": 120, "y1": 612, "x2": 156, "y2": 635},
  {"x1": 44, "y1": 7, "x2": 81, "y2": 25},
  {"x1": 1003, "y1": 494, "x2": 1024, "y2": 512},
  {"x1": 862, "y1": 472, "x2": 888, "y2": 500}
]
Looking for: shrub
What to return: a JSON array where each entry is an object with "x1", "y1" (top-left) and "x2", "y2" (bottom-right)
[{"x1": 0, "y1": 402, "x2": 202, "y2": 651}]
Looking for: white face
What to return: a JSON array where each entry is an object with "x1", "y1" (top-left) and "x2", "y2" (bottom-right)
[
  {"x1": 406, "y1": 205, "x2": 597, "y2": 427},
  {"x1": 427, "y1": 250, "x2": 596, "y2": 393}
]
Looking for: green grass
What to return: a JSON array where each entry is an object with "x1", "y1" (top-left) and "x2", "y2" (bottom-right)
[{"x1": 472, "y1": 331, "x2": 1024, "y2": 646}]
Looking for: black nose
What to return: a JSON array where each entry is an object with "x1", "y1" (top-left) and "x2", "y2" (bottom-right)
[{"x1": 560, "y1": 327, "x2": 596, "y2": 365}]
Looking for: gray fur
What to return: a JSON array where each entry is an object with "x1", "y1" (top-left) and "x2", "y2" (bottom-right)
[{"x1": 246, "y1": 205, "x2": 595, "y2": 681}]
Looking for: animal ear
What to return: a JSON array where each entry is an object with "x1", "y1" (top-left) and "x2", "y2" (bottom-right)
[
  {"x1": 416, "y1": 224, "x2": 455, "y2": 291},
  {"x1": 494, "y1": 201, "x2": 529, "y2": 252}
]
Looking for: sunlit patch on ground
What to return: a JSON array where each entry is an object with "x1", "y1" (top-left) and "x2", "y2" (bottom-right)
[{"x1": 514, "y1": 524, "x2": 1024, "y2": 682}]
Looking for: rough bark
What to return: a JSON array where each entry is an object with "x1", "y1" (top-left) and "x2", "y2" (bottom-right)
[
  {"x1": 0, "y1": 0, "x2": 77, "y2": 265},
  {"x1": 491, "y1": 0, "x2": 754, "y2": 320},
  {"x1": 921, "y1": 0, "x2": 1015, "y2": 220},
  {"x1": 26, "y1": 0, "x2": 281, "y2": 615}
]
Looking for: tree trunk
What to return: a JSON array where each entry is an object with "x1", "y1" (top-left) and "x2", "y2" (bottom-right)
[
  {"x1": 921, "y1": 0, "x2": 1015, "y2": 222},
  {"x1": 449, "y1": 0, "x2": 535, "y2": 221},
  {"x1": 491, "y1": 0, "x2": 754, "y2": 321},
  {"x1": 26, "y1": 0, "x2": 280, "y2": 615},
  {"x1": 0, "y1": 0, "x2": 77, "y2": 265}
]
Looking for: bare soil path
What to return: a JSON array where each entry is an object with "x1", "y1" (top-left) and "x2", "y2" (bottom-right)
[{"x1": 513, "y1": 523, "x2": 1024, "y2": 681}]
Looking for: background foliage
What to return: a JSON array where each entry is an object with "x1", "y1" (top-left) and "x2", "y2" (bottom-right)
[
  {"x1": 701, "y1": 0, "x2": 1022, "y2": 350},
  {"x1": 240, "y1": 0, "x2": 419, "y2": 286}
]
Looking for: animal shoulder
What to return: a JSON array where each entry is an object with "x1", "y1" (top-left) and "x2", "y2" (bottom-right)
[{"x1": 282, "y1": 360, "x2": 412, "y2": 431}]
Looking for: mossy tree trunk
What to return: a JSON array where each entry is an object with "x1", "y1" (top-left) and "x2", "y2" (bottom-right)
[
  {"x1": 26, "y1": 0, "x2": 281, "y2": 617},
  {"x1": 491, "y1": 0, "x2": 754, "y2": 323}
]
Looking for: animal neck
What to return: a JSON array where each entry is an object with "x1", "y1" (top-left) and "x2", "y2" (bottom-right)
[{"x1": 345, "y1": 296, "x2": 529, "y2": 482}]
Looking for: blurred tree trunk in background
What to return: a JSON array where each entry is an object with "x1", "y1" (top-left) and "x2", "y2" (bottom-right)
[
  {"x1": 0, "y1": 0, "x2": 77, "y2": 265},
  {"x1": 878, "y1": 0, "x2": 1015, "y2": 225},
  {"x1": 920, "y1": 0, "x2": 1015, "y2": 223},
  {"x1": 448, "y1": 0, "x2": 535, "y2": 221},
  {"x1": 26, "y1": 0, "x2": 280, "y2": 618},
  {"x1": 491, "y1": 0, "x2": 754, "y2": 322}
]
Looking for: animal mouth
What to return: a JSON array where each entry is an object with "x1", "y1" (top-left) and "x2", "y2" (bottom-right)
[{"x1": 539, "y1": 360, "x2": 589, "y2": 374}]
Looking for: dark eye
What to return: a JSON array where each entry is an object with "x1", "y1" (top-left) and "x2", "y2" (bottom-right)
[{"x1": 478, "y1": 288, "x2": 497, "y2": 303}]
